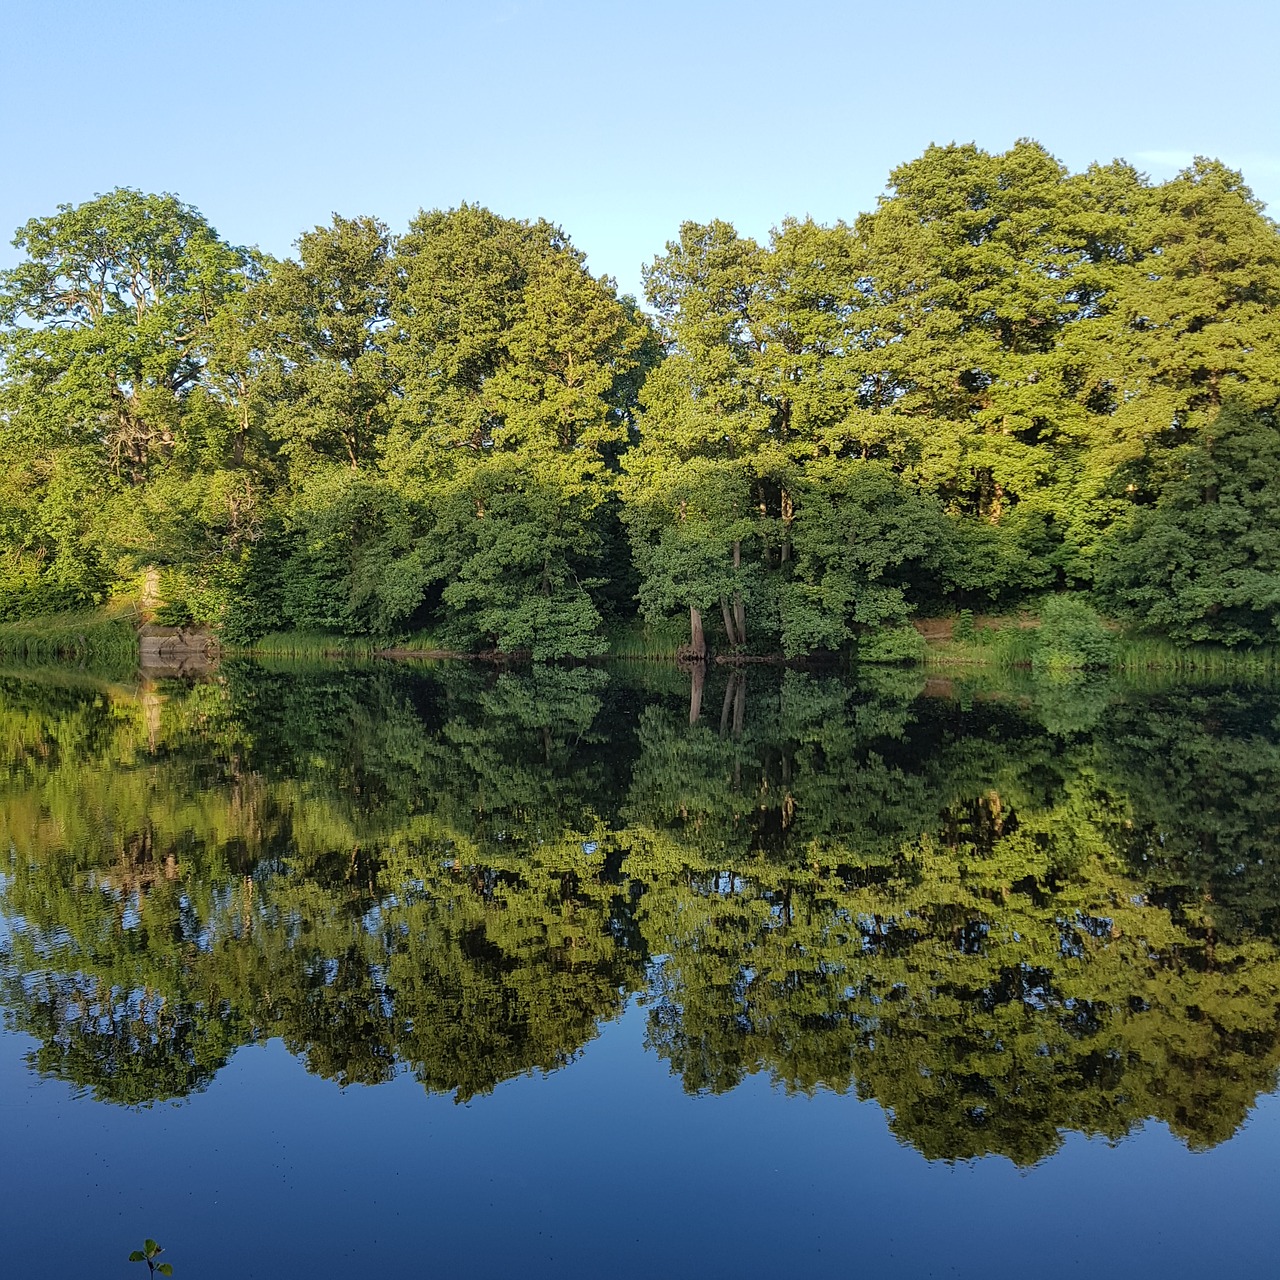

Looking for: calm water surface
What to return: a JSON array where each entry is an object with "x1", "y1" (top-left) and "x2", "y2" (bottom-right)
[{"x1": 1, "y1": 662, "x2": 1278, "y2": 1277}]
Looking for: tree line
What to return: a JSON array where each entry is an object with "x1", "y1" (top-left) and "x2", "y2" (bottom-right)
[
  {"x1": 3, "y1": 663, "x2": 1280, "y2": 1162},
  {"x1": 3, "y1": 139, "x2": 1280, "y2": 656}
]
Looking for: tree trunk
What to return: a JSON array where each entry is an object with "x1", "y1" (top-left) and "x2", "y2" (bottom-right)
[
  {"x1": 720, "y1": 674, "x2": 735, "y2": 736},
  {"x1": 689, "y1": 661, "x2": 705, "y2": 726},
  {"x1": 720, "y1": 596, "x2": 740, "y2": 647},
  {"x1": 233, "y1": 396, "x2": 249, "y2": 467},
  {"x1": 689, "y1": 605, "x2": 706, "y2": 659},
  {"x1": 730, "y1": 540, "x2": 746, "y2": 647},
  {"x1": 781, "y1": 489, "x2": 793, "y2": 563}
]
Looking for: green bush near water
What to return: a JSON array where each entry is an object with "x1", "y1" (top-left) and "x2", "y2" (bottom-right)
[
  {"x1": 858, "y1": 624, "x2": 929, "y2": 665},
  {"x1": 1031, "y1": 597, "x2": 1116, "y2": 672}
]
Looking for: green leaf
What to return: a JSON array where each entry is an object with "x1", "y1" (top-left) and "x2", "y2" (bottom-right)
[
  {"x1": 128, "y1": 1251, "x2": 146, "y2": 1262},
  {"x1": 157, "y1": 1264, "x2": 174, "y2": 1275},
  {"x1": 145, "y1": 1240, "x2": 159, "y2": 1256}
]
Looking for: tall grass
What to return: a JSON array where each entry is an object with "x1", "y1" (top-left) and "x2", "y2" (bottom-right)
[
  {"x1": 1113, "y1": 637, "x2": 1280, "y2": 676},
  {"x1": 236, "y1": 627, "x2": 464, "y2": 658},
  {"x1": 0, "y1": 600, "x2": 140, "y2": 670},
  {"x1": 604, "y1": 617, "x2": 690, "y2": 661},
  {"x1": 237, "y1": 630, "x2": 381, "y2": 658},
  {"x1": 923, "y1": 624, "x2": 1040, "y2": 669},
  {"x1": 924, "y1": 613, "x2": 1280, "y2": 679},
  {"x1": 387, "y1": 627, "x2": 454, "y2": 654}
]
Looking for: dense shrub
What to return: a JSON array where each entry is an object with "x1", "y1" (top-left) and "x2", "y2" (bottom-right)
[
  {"x1": 859, "y1": 624, "x2": 928, "y2": 665},
  {"x1": 1032, "y1": 597, "x2": 1116, "y2": 671}
]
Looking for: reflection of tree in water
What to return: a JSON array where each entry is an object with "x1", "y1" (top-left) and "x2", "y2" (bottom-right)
[
  {"x1": 635, "y1": 823, "x2": 1280, "y2": 1164},
  {"x1": 625, "y1": 671, "x2": 1280, "y2": 1163},
  {"x1": 0, "y1": 666, "x2": 644, "y2": 1103},
  {"x1": 1101, "y1": 686, "x2": 1280, "y2": 943},
  {"x1": 1, "y1": 664, "x2": 1279, "y2": 1163}
]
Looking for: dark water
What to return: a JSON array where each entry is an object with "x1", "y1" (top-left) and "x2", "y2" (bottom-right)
[{"x1": 1, "y1": 661, "x2": 1279, "y2": 1278}]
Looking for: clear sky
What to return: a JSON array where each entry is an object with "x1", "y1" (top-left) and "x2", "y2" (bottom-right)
[{"x1": 3, "y1": 0, "x2": 1278, "y2": 299}]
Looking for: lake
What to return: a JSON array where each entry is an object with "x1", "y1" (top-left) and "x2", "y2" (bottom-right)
[{"x1": 1, "y1": 661, "x2": 1278, "y2": 1278}]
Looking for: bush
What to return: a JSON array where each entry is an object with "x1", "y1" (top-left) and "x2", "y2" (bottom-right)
[
  {"x1": 1032, "y1": 596, "x2": 1115, "y2": 672},
  {"x1": 859, "y1": 623, "x2": 928, "y2": 665}
]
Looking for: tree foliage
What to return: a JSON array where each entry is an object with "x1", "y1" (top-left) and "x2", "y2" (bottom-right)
[
  {"x1": 1100, "y1": 403, "x2": 1280, "y2": 643},
  {"x1": 2, "y1": 143, "x2": 1279, "y2": 651}
]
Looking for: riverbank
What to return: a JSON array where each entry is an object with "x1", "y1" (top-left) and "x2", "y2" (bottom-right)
[
  {"x1": 920, "y1": 616, "x2": 1280, "y2": 675},
  {"x1": 5, "y1": 607, "x2": 1280, "y2": 677},
  {"x1": 0, "y1": 600, "x2": 140, "y2": 665}
]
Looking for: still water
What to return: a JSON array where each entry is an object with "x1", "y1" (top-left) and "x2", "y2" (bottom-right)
[{"x1": 1, "y1": 661, "x2": 1278, "y2": 1277}]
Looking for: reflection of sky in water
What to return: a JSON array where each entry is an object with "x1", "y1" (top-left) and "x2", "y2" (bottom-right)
[{"x1": 1, "y1": 997, "x2": 1277, "y2": 1279}]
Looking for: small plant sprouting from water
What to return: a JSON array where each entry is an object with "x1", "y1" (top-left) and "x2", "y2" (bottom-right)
[{"x1": 128, "y1": 1239, "x2": 173, "y2": 1277}]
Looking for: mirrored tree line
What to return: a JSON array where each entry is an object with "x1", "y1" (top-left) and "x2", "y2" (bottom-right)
[{"x1": 2, "y1": 663, "x2": 1280, "y2": 1164}]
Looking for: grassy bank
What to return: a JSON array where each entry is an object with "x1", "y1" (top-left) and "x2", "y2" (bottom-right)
[
  {"x1": 234, "y1": 630, "x2": 382, "y2": 659},
  {"x1": 4, "y1": 604, "x2": 1277, "y2": 682},
  {"x1": 921, "y1": 613, "x2": 1280, "y2": 676},
  {"x1": 234, "y1": 627, "x2": 486, "y2": 659},
  {"x1": 1111, "y1": 638, "x2": 1280, "y2": 676},
  {"x1": 0, "y1": 600, "x2": 140, "y2": 667},
  {"x1": 603, "y1": 618, "x2": 690, "y2": 661},
  {"x1": 922, "y1": 624, "x2": 1040, "y2": 669}
]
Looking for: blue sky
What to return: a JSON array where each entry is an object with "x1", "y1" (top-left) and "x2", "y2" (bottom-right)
[{"x1": 3, "y1": 0, "x2": 1278, "y2": 299}]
